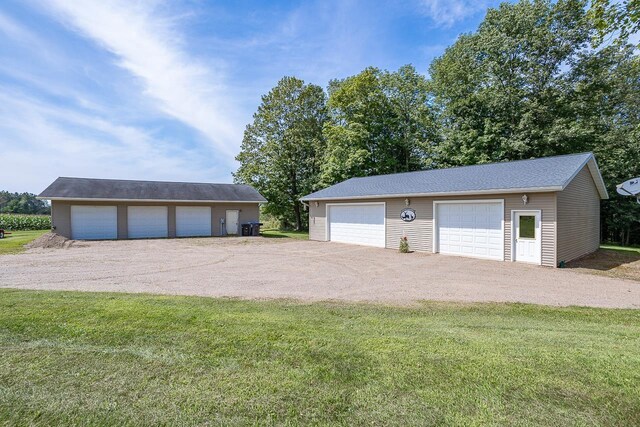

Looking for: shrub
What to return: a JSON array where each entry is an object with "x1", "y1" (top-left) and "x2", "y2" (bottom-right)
[
  {"x1": 399, "y1": 236, "x2": 410, "y2": 253},
  {"x1": 0, "y1": 214, "x2": 51, "y2": 230}
]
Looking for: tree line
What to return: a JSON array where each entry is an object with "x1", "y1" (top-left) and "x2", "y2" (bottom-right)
[
  {"x1": 0, "y1": 191, "x2": 51, "y2": 215},
  {"x1": 234, "y1": 0, "x2": 640, "y2": 245}
]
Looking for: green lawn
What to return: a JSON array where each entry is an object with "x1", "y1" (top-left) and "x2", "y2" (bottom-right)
[
  {"x1": 261, "y1": 228, "x2": 309, "y2": 239},
  {"x1": 601, "y1": 244, "x2": 640, "y2": 254},
  {"x1": 1, "y1": 290, "x2": 639, "y2": 425},
  {"x1": 0, "y1": 230, "x2": 47, "y2": 255}
]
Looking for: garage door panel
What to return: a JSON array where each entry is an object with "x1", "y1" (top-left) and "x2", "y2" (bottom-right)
[
  {"x1": 328, "y1": 204, "x2": 385, "y2": 248},
  {"x1": 128, "y1": 206, "x2": 168, "y2": 239},
  {"x1": 176, "y1": 206, "x2": 211, "y2": 237},
  {"x1": 436, "y1": 202, "x2": 503, "y2": 261},
  {"x1": 71, "y1": 206, "x2": 117, "y2": 240}
]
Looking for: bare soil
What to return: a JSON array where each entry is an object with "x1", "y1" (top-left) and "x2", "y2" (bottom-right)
[
  {"x1": 567, "y1": 249, "x2": 640, "y2": 282},
  {"x1": 24, "y1": 232, "x2": 70, "y2": 249},
  {"x1": 1, "y1": 237, "x2": 639, "y2": 308}
]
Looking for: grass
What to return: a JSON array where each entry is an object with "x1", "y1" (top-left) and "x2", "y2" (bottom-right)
[
  {"x1": 600, "y1": 244, "x2": 640, "y2": 254},
  {"x1": 261, "y1": 228, "x2": 309, "y2": 239},
  {"x1": 0, "y1": 230, "x2": 47, "y2": 255},
  {"x1": 1, "y1": 290, "x2": 639, "y2": 425}
]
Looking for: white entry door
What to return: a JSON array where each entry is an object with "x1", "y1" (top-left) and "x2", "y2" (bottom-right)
[
  {"x1": 127, "y1": 206, "x2": 168, "y2": 239},
  {"x1": 70, "y1": 205, "x2": 118, "y2": 240},
  {"x1": 327, "y1": 203, "x2": 385, "y2": 248},
  {"x1": 226, "y1": 210, "x2": 239, "y2": 235},
  {"x1": 435, "y1": 201, "x2": 503, "y2": 260},
  {"x1": 176, "y1": 206, "x2": 212, "y2": 237},
  {"x1": 514, "y1": 211, "x2": 541, "y2": 264}
]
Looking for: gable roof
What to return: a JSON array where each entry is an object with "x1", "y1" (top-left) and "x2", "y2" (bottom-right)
[
  {"x1": 38, "y1": 177, "x2": 267, "y2": 203},
  {"x1": 302, "y1": 153, "x2": 608, "y2": 201}
]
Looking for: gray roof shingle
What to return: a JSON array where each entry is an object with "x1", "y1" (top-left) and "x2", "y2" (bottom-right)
[
  {"x1": 302, "y1": 153, "x2": 607, "y2": 200},
  {"x1": 39, "y1": 177, "x2": 267, "y2": 202}
]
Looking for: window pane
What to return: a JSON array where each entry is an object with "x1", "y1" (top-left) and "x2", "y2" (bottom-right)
[{"x1": 519, "y1": 215, "x2": 535, "y2": 239}]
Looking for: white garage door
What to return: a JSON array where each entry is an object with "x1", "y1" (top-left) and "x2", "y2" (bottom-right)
[
  {"x1": 328, "y1": 203, "x2": 385, "y2": 248},
  {"x1": 127, "y1": 206, "x2": 168, "y2": 239},
  {"x1": 71, "y1": 205, "x2": 117, "y2": 240},
  {"x1": 176, "y1": 206, "x2": 212, "y2": 237},
  {"x1": 436, "y1": 202, "x2": 503, "y2": 260}
]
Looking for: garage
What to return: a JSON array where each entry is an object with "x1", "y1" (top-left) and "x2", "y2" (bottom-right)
[
  {"x1": 176, "y1": 206, "x2": 212, "y2": 237},
  {"x1": 435, "y1": 201, "x2": 503, "y2": 260},
  {"x1": 70, "y1": 205, "x2": 117, "y2": 240},
  {"x1": 128, "y1": 206, "x2": 168, "y2": 239},
  {"x1": 327, "y1": 203, "x2": 385, "y2": 248}
]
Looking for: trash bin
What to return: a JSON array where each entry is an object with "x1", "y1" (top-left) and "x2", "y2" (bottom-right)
[
  {"x1": 241, "y1": 224, "x2": 251, "y2": 236},
  {"x1": 249, "y1": 222, "x2": 263, "y2": 236}
]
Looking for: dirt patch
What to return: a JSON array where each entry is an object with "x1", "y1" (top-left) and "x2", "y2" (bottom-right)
[
  {"x1": 566, "y1": 249, "x2": 640, "y2": 282},
  {"x1": 25, "y1": 232, "x2": 70, "y2": 249}
]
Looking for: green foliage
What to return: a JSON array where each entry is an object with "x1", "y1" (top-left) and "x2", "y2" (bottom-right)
[
  {"x1": 235, "y1": 0, "x2": 640, "y2": 244},
  {"x1": 2, "y1": 290, "x2": 640, "y2": 425},
  {"x1": 321, "y1": 65, "x2": 435, "y2": 185},
  {"x1": 0, "y1": 191, "x2": 50, "y2": 214},
  {"x1": 429, "y1": 0, "x2": 592, "y2": 165},
  {"x1": 429, "y1": 0, "x2": 640, "y2": 244},
  {"x1": 234, "y1": 76, "x2": 327, "y2": 230},
  {"x1": 589, "y1": 0, "x2": 640, "y2": 46},
  {"x1": 0, "y1": 214, "x2": 51, "y2": 231},
  {"x1": 399, "y1": 236, "x2": 410, "y2": 253}
]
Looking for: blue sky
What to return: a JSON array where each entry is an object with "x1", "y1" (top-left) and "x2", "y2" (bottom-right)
[{"x1": 0, "y1": 0, "x2": 502, "y2": 193}]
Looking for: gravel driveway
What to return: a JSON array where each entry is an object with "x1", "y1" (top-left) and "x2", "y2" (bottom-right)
[{"x1": 1, "y1": 237, "x2": 639, "y2": 308}]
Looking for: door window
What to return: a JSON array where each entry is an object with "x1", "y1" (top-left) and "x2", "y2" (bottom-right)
[{"x1": 518, "y1": 215, "x2": 535, "y2": 239}]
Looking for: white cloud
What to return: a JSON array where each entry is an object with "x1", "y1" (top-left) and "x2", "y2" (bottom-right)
[
  {"x1": 0, "y1": 89, "x2": 232, "y2": 193},
  {"x1": 418, "y1": 0, "x2": 495, "y2": 27},
  {"x1": 40, "y1": 0, "x2": 242, "y2": 161}
]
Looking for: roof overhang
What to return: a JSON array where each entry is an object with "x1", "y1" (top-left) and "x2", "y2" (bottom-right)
[
  {"x1": 301, "y1": 186, "x2": 564, "y2": 202},
  {"x1": 39, "y1": 197, "x2": 265, "y2": 203}
]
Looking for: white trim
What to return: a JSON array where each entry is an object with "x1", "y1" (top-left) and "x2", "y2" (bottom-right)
[
  {"x1": 510, "y1": 209, "x2": 542, "y2": 265},
  {"x1": 39, "y1": 197, "x2": 263, "y2": 203},
  {"x1": 325, "y1": 202, "x2": 387, "y2": 247},
  {"x1": 432, "y1": 199, "x2": 505, "y2": 261},
  {"x1": 302, "y1": 186, "x2": 563, "y2": 202}
]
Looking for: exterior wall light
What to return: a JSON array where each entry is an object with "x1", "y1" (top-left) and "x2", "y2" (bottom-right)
[
  {"x1": 405, "y1": 198, "x2": 410, "y2": 206},
  {"x1": 315, "y1": 201, "x2": 319, "y2": 207},
  {"x1": 522, "y1": 194, "x2": 528, "y2": 205}
]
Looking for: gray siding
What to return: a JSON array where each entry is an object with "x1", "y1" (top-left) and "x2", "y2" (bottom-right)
[
  {"x1": 308, "y1": 192, "x2": 557, "y2": 267},
  {"x1": 51, "y1": 200, "x2": 260, "y2": 240},
  {"x1": 557, "y1": 166, "x2": 601, "y2": 263}
]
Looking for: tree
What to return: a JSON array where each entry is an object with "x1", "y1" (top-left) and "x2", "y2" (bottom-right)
[
  {"x1": 589, "y1": 0, "x2": 640, "y2": 46},
  {"x1": 428, "y1": 0, "x2": 640, "y2": 244},
  {"x1": 234, "y1": 77, "x2": 327, "y2": 230},
  {"x1": 429, "y1": 0, "x2": 591, "y2": 166},
  {"x1": 321, "y1": 65, "x2": 436, "y2": 185},
  {"x1": 0, "y1": 191, "x2": 50, "y2": 214}
]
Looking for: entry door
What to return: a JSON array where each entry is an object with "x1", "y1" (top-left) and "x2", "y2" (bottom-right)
[
  {"x1": 327, "y1": 203, "x2": 385, "y2": 248},
  {"x1": 226, "y1": 210, "x2": 239, "y2": 235},
  {"x1": 514, "y1": 211, "x2": 541, "y2": 264}
]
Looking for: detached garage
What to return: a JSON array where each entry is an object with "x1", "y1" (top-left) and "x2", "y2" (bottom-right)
[
  {"x1": 302, "y1": 153, "x2": 608, "y2": 267},
  {"x1": 38, "y1": 177, "x2": 266, "y2": 240}
]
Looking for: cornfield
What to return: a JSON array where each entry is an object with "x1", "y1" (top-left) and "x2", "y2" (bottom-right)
[{"x1": 0, "y1": 214, "x2": 51, "y2": 230}]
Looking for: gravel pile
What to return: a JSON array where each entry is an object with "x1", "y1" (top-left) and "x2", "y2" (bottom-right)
[{"x1": 25, "y1": 232, "x2": 70, "y2": 249}]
